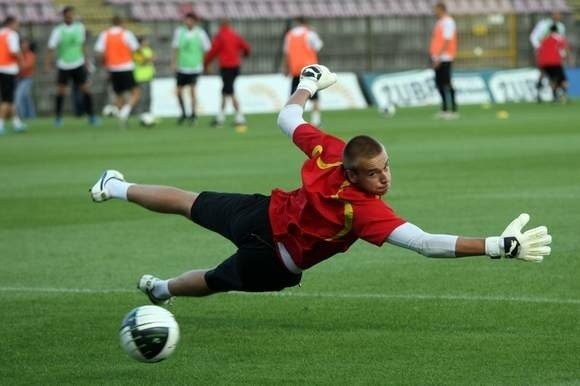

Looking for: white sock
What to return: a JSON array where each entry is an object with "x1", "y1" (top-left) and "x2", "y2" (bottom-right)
[
  {"x1": 216, "y1": 111, "x2": 225, "y2": 123},
  {"x1": 311, "y1": 111, "x2": 321, "y2": 126},
  {"x1": 106, "y1": 179, "x2": 133, "y2": 200},
  {"x1": 152, "y1": 280, "x2": 171, "y2": 299},
  {"x1": 235, "y1": 111, "x2": 245, "y2": 124},
  {"x1": 0, "y1": 119, "x2": 4, "y2": 130},
  {"x1": 119, "y1": 104, "x2": 132, "y2": 121},
  {"x1": 12, "y1": 116, "x2": 23, "y2": 129}
]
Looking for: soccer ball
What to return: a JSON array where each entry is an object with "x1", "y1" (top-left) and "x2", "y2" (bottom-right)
[
  {"x1": 379, "y1": 103, "x2": 397, "y2": 118},
  {"x1": 102, "y1": 104, "x2": 119, "y2": 117},
  {"x1": 119, "y1": 305, "x2": 180, "y2": 363},
  {"x1": 139, "y1": 112, "x2": 156, "y2": 127}
]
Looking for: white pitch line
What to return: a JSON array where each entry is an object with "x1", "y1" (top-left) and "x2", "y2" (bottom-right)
[{"x1": 1, "y1": 286, "x2": 580, "y2": 305}]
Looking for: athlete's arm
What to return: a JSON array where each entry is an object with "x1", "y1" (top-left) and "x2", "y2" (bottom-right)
[
  {"x1": 387, "y1": 214, "x2": 551, "y2": 262},
  {"x1": 387, "y1": 222, "x2": 474, "y2": 258},
  {"x1": 277, "y1": 65, "x2": 337, "y2": 137},
  {"x1": 93, "y1": 32, "x2": 105, "y2": 67},
  {"x1": 529, "y1": 20, "x2": 547, "y2": 49},
  {"x1": 277, "y1": 91, "x2": 309, "y2": 138}
]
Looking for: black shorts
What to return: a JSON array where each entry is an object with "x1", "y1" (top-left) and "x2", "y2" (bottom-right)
[
  {"x1": 542, "y1": 66, "x2": 567, "y2": 85},
  {"x1": 0, "y1": 73, "x2": 16, "y2": 103},
  {"x1": 110, "y1": 70, "x2": 137, "y2": 95},
  {"x1": 57, "y1": 66, "x2": 87, "y2": 87},
  {"x1": 435, "y1": 61, "x2": 453, "y2": 86},
  {"x1": 190, "y1": 192, "x2": 302, "y2": 292},
  {"x1": 220, "y1": 67, "x2": 239, "y2": 95},
  {"x1": 176, "y1": 72, "x2": 199, "y2": 87},
  {"x1": 291, "y1": 76, "x2": 319, "y2": 100}
]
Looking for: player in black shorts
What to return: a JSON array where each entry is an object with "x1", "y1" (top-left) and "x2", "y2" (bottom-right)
[
  {"x1": 204, "y1": 18, "x2": 251, "y2": 128},
  {"x1": 0, "y1": 16, "x2": 25, "y2": 134},
  {"x1": 45, "y1": 6, "x2": 98, "y2": 127}
]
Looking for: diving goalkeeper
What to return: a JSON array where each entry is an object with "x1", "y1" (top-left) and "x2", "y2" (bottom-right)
[{"x1": 90, "y1": 64, "x2": 552, "y2": 303}]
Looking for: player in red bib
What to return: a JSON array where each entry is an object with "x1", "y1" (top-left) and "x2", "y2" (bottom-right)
[
  {"x1": 90, "y1": 65, "x2": 552, "y2": 305},
  {"x1": 536, "y1": 24, "x2": 570, "y2": 102}
]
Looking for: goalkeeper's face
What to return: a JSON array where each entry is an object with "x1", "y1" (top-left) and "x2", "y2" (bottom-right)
[{"x1": 348, "y1": 151, "x2": 391, "y2": 196}]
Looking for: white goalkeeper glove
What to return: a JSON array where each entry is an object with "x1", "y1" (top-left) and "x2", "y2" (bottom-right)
[
  {"x1": 486, "y1": 213, "x2": 552, "y2": 262},
  {"x1": 296, "y1": 64, "x2": 337, "y2": 97}
]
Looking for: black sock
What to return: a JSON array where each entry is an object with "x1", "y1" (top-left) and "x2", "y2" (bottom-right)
[
  {"x1": 177, "y1": 95, "x2": 185, "y2": 117},
  {"x1": 83, "y1": 93, "x2": 94, "y2": 116},
  {"x1": 449, "y1": 87, "x2": 457, "y2": 112},
  {"x1": 56, "y1": 94, "x2": 64, "y2": 118}
]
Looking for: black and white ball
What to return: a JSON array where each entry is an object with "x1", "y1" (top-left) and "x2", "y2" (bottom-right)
[
  {"x1": 379, "y1": 103, "x2": 397, "y2": 118},
  {"x1": 119, "y1": 305, "x2": 180, "y2": 363}
]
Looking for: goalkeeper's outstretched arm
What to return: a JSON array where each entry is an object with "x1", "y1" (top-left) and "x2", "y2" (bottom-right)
[
  {"x1": 388, "y1": 214, "x2": 552, "y2": 262},
  {"x1": 277, "y1": 64, "x2": 337, "y2": 138}
]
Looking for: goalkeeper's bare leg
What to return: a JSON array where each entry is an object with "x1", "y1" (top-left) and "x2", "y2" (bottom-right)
[{"x1": 90, "y1": 171, "x2": 218, "y2": 300}]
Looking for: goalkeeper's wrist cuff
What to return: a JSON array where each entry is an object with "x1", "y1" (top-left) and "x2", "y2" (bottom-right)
[
  {"x1": 296, "y1": 79, "x2": 317, "y2": 97},
  {"x1": 485, "y1": 236, "x2": 502, "y2": 258}
]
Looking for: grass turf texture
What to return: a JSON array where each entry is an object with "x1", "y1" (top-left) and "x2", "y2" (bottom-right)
[{"x1": 1, "y1": 103, "x2": 579, "y2": 385}]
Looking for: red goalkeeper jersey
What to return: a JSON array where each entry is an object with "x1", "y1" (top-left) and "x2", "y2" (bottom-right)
[{"x1": 269, "y1": 124, "x2": 406, "y2": 272}]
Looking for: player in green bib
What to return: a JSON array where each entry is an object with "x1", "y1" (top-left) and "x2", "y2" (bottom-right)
[
  {"x1": 171, "y1": 12, "x2": 210, "y2": 125},
  {"x1": 45, "y1": 6, "x2": 98, "y2": 127}
]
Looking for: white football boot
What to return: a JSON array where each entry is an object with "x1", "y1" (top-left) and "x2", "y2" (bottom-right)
[
  {"x1": 138, "y1": 274, "x2": 172, "y2": 306},
  {"x1": 90, "y1": 169, "x2": 125, "y2": 202}
]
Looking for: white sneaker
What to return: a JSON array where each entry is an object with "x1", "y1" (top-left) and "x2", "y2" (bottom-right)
[
  {"x1": 138, "y1": 274, "x2": 172, "y2": 306},
  {"x1": 90, "y1": 170, "x2": 125, "y2": 202}
]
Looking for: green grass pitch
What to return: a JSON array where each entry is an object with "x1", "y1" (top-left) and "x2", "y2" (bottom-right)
[{"x1": 1, "y1": 103, "x2": 579, "y2": 385}]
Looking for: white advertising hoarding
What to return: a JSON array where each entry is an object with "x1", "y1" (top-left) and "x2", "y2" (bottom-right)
[
  {"x1": 370, "y1": 69, "x2": 491, "y2": 109},
  {"x1": 488, "y1": 68, "x2": 553, "y2": 103},
  {"x1": 151, "y1": 73, "x2": 367, "y2": 117}
]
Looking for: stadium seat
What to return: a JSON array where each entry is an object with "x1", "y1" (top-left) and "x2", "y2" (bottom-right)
[
  {"x1": 269, "y1": 1, "x2": 288, "y2": 18},
  {"x1": 22, "y1": 4, "x2": 42, "y2": 24},
  {"x1": 369, "y1": 0, "x2": 389, "y2": 16},
  {"x1": 5, "y1": 5, "x2": 23, "y2": 21},
  {"x1": 511, "y1": 0, "x2": 527, "y2": 12},
  {"x1": 386, "y1": 0, "x2": 404, "y2": 16},
  {"x1": 162, "y1": 3, "x2": 181, "y2": 20},
  {"x1": 147, "y1": 3, "x2": 164, "y2": 21},
  {"x1": 414, "y1": 0, "x2": 433, "y2": 16},
  {"x1": 237, "y1": 1, "x2": 255, "y2": 19},
  {"x1": 131, "y1": 3, "x2": 147, "y2": 21},
  {"x1": 254, "y1": 2, "x2": 273, "y2": 18},
  {"x1": 344, "y1": 1, "x2": 363, "y2": 17},
  {"x1": 40, "y1": 4, "x2": 59, "y2": 22}
]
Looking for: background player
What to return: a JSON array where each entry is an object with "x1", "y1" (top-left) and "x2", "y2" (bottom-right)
[
  {"x1": 45, "y1": 6, "x2": 98, "y2": 127},
  {"x1": 94, "y1": 16, "x2": 140, "y2": 126},
  {"x1": 171, "y1": 12, "x2": 210, "y2": 126},
  {"x1": 537, "y1": 24, "x2": 570, "y2": 103},
  {"x1": 90, "y1": 64, "x2": 552, "y2": 304},
  {"x1": 283, "y1": 17, "x2": 324, "y2": 126},
  {"x1": 204, "y1": 18, "x2": 251, "y2": 128},
  {"x1": 430, "y1": 2, "x2": 458, "y2": 119},
  {"x1": 530, "y1": 12, "x2": 566, "y2": 102},
  {"x1": 0, "y1": 16, "x2": 25, "y2": 134}
]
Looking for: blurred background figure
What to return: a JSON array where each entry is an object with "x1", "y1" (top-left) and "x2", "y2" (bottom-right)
[
  {"x1": 0, "y1": 16, "x2": 25, "y2": 134},
  {"x1": 133, "y1": 35, "x2": 155, "y2": 116},
  {"x1": 537, "y1": 24, "x2": 570, "y2": 103},
  {"x1": 530, "y1": 12, "x2": 566, "y2": 102},
  {"x1": 172, "y1": 12, "x2": 210, "y2": 126},
  {"x1": 94, "y1": 16, "x2": 140, "y2": 126},
  {"x1": 15, "y1": 37, "x2": 36, "y2": 122},
  {"x1": 430, "y1": 2, "x2": 458, "y2": 119},
  {"x1": 204, "y1": 18, "x2": 251, "y2": 128},
  {"x1": 45, "y1": 6, "x2": 98, "y2": 127},
  {"x1": 283, "y1": 16, "x2": 323, "y2": 126}
]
